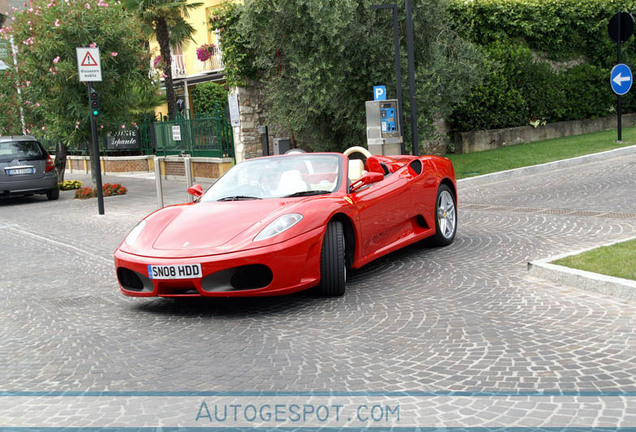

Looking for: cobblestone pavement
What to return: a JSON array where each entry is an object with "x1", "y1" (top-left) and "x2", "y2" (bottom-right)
[{"x1": 1, "y1": 154, "x2": 636, "y2": 395}]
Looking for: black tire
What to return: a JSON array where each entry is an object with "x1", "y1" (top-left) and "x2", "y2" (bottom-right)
[
  {"x1": 430, "y1": 184, "x2": 457, "y2": 246},
  {"x1": 46, "y1": 187, "x2": 60, "y2": 201},
  {"x1": 317, "y1": 221, "x2": 346, "y2": 296}
]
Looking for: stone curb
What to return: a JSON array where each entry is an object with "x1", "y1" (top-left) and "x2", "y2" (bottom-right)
[
  {"x1": 457, "y1": 144, "x2": 636, "y2": 187},
  {"x1": 527, "y1": 236, "x2": 636, "y2": 302}
]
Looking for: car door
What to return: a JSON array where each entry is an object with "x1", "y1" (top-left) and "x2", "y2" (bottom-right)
[{"x1": 351, "y1": 168, "x2": 414, "y2": 259}]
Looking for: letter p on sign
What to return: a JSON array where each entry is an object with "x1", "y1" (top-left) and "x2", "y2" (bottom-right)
[{"x1": 373, "y1": 85, "x2": 387, "y2": 101}]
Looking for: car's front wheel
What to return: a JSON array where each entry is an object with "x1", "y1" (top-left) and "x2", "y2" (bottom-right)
[
  {"x1": 46, "y1": 187, "x2": 60, "y2": 201},
  {"x1": 317, "y1": 220, "x2": 346, "y2": 296},
  {"x1": 431, "y1": 184, "x2": 457, "y2": 246}
]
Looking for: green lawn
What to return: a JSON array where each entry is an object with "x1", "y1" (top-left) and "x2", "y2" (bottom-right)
[
  {"x1": 444, "y1": 126, "x2": 636, "y2": 282},
  {"x1": 445, "y1": 126, "x2": 636, "y2": 179},
  {"x1": 553, "y1": 239, "x2": 636, "y2": 281}
]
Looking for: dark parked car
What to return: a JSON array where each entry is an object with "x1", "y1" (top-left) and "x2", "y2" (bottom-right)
[{"x1": 0, "y1": 135, "x2": 59, "y2": 200}]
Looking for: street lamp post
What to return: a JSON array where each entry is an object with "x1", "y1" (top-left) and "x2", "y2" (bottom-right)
[
  {"x1": 371, "y1": 0, "x2": 419, "y2": 156},
  {"x1": 404, "y1": 0, "x2": 419, "y2": 156},
  {"x1": 370, "y1": 3, "x2": 405, "y2": 155}
]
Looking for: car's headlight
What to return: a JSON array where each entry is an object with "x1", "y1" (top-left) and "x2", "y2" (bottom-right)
[
  {"x1": 254, "y1": 213, "x2": 303, "y2": 242},
  {"x1": 125, "y1": 220, "x2": 146, "y2": 246}
]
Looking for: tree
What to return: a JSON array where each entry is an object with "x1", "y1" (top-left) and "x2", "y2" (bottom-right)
[
  {"x1": 0, "y1": 0, "x2": 161, "y2": 181},
  {"x1": 191, "y1": 82, "x2": 228, "y2": 115},
  {"x1": 211, "y1": 0, "x2": 484, "y2": 153},
  {"x1": 123, "y1": 0, "x2": 201, "y2": 120}
]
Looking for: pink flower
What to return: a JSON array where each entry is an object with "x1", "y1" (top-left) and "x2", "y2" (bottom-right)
[
  {"x1": 25, "y1": 81, "x2": 31, "y2": 86},
  {"x1": 110, "y1": 52, "x2": 117, "y2": 57},
  {"x1": 85, "y1": 3, "x2": 90, "y2": 8},
  {"x1": 41, "y1": 126, "x2": 46, "y2": 130},
  {"x1": 54, "y1": 19, "x2": 60, "y2": 27},
  {"x1": 53, "y1": 56, "x2": 60, "y2": 64},
  {"x1": 89, "y1": 43, "x2": 96, "y2": 48},
  {"x1": 121, "y1": 124, "x2": 126, "y2": 128}
]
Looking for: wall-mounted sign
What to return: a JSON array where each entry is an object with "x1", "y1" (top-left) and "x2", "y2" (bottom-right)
[
  {"x1": 228, "y1": 93, "x2": 240, "y2": 127},
  {"x1": 105, "y1": 130, "x2": 140, "y2": 150},
  {"x1": 172, "y1": 125, "x2": 182, "y2": 141}
]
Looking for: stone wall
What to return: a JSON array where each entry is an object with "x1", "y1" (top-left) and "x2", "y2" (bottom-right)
[
  {"x1": 230, "y1": 80, "x2": 267, "y2": 162},
  {"x1": 103, "y1": 156, "x2": 151, "y2": 173},
  {"x1": 452, "y1": 114, "x2": 636, "y2": 154}
]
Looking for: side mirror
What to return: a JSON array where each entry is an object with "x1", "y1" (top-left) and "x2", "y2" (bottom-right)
[
  {"x1": 349, "y1": 172, "x2": 384, "y2": 193},
  {"x1": 187, "y1": 184, "x2": 203, "y2": 198}
]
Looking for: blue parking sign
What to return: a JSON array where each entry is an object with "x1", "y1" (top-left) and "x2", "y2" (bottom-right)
[{"x1": 373, "y1": 85, "x2": 387, "y2": 101}]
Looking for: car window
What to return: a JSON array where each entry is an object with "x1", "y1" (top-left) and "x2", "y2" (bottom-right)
[
  {"x1": 201, "y1": 154, "x2": 342, "y2": 201},
  {"x1": 0, "y1": 141, "x2": 45, "y2": 162}
]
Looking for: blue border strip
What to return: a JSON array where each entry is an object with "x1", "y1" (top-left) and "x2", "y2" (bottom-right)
[
  {"x1": 1, "y1": 391, "x2": 636, "y2": 397},
  {"x1": 1, "y1": 428, "x2": 636, "y2": 432}
]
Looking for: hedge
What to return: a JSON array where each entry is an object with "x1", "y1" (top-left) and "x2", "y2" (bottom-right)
[{"x1": 447, "y1": 0, "x2": 636, "y2": 132}]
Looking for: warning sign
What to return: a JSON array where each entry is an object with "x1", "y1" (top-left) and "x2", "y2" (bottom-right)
[
  {"x1": 81, "y1": 51, "x2": 98, "y2": 67},
  {"x1": 76, "y1": 47, "x2": 102, "y2": 82}
]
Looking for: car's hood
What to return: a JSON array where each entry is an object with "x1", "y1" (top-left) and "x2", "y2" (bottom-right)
[
  {"x1": 120, "y1": 198, "x2": 317, "y2": 258},
  {"x1": 153, "y1": 200, "x2": 285, "y2": 250}
]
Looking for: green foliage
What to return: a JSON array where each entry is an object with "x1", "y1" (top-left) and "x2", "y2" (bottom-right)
[
  {"x1": 450, "y1": 41, "x2": 618, "y2": 132},
  {"x1": 0, "y1": 0, "x2": 158, "y2": 146},
  {"x1": 447, "y1": 0, "x2": 636, "y2": 66},
  {"x1": 209, "y1": 1, "x2": 258, "y2": 87},
  {"x1": 213, "y1": 0, "x2": 484, "y2": 151},
  {"x1": 190, "y1": 82, "x2": 228, "y2": 115}
]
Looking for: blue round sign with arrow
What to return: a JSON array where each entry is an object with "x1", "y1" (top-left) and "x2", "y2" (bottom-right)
[{"x1": 611, "y1": 63, "x2": 633, "y2": 95}]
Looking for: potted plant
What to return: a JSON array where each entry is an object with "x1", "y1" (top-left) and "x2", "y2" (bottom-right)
[{"x1": 196, "y1": 43, "x2": 216, "y2": 62}]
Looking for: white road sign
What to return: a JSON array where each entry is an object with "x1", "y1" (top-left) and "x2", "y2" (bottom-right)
[{"x1": 76, "y1": 47, "x2": 102, "y2": 82}]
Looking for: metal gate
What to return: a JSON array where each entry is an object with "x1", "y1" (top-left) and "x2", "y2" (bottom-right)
[{"x1": 152, "y1": 111, "x2": 234, "y2": 158}]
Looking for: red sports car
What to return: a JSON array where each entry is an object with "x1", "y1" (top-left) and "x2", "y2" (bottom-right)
[{"x1": 114, "y1": 147, "x2": 457, "y2": 297}]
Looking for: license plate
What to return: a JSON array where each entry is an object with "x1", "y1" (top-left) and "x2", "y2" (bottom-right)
[
  {"x1": 7, "y1": 167, "x2": 35, "y2": 176},
  {"x1": 148, "y1": 264, "x2": 202, "y2": 279}
]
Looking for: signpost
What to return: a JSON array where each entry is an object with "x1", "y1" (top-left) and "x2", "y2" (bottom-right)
[
  {"x1": 76, "y1": 47, "x2": 105, "y2": 215},
  {"x1": 608, "y1": 12, "x2": 635, "y2": 142}
]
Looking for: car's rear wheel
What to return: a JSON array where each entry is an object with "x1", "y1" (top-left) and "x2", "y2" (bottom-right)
[
  {"x1": 46, "y1": 187, "x2": 59, "y2": 201},
  {"x1": 431, "y1": 184, "x2": 456, "y2": 246},
  {"x1": 318, "y1": 220, "x2": 346, "y2": 296}
]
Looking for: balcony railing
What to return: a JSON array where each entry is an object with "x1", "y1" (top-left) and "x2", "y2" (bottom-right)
[
  {"x1": 150, "y1": 52, "x2": 222, "y2": 80},
  {"x1": 171, "y1": 54, "x2": 186, "y2": 78},
  {"x1": 195, "y1": 45, "x2": 224, "y2": 73}
]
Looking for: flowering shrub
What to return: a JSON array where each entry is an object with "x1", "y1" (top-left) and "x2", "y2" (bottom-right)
[
  {"x1": 58, "y1": 180, "x2": 83, "y2": 190},
  {"x1": 196, "y1": 44, "x2": 216, "y2": 62},
  {"x1": 102, "y1": 183, "x2": 128, "y2": 196},
  {"x1": 74, "y1": 183, "x2": 128, "y2": 199},
  {"x1": 74, "y1": 187, "x2": 97, "y2": 199},
  {"x1": 153, "y1": 55, "x2": 163, "y2": 69}
]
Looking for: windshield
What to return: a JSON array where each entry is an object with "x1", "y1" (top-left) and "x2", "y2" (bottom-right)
[{"x1": 201, "y1": 154, "x2": 342, "y2": 202}]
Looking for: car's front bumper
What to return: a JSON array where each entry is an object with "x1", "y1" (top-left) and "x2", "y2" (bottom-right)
[{"x1": 114, "y1": 226, "x2": 324, "y2": 297}]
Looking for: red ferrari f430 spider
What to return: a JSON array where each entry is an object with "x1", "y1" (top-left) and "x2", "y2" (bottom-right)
[{"x1": 114, "y1": 147, "x2": 457, "y2": 297}]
